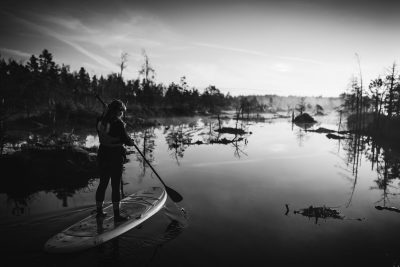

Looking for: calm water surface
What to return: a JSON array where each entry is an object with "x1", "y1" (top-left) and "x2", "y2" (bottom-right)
[{"x1": 1, "y1": 114, "x2": 400, "y2": 266}]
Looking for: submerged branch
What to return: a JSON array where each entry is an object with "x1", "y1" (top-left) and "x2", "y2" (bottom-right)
[{"x1": 285, "y1": 204, "x2": 364, "y2": 223}]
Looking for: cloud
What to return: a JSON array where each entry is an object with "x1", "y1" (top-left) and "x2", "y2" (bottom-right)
[
  {"x1": 9, "y1": 14, "x2": 118, "y2": 71},
  {"x1": 82, "y1": 61, "x2": 106, "y2": 72},
  {"x1": 193, "y1": 42, "x2": 325, "y2": 65},
  {"x1": 273, "y1": 63, "x2": 293, "y2": 72},
  {"x1": 193, "y1": 42, "x2": 271, "y2": 57},
  {"x1": 0, "y1": 47, "x2": 31, "y2": 58},
  {"x1": 37, "y1": 13, "x2": 169, "y2": 62},
  {"x1": 40, "y1": 15, "x2": 97, "y2": 34},
  {"x1": 280, "y1": 55, "x2": 324, "y2": 65}
]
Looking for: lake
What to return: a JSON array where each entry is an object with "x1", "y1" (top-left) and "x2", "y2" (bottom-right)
[{"x1": 1, "y1": 113, "x2": 400, "y2": 266}]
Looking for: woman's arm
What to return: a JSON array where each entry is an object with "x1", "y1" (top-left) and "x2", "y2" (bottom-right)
[{"x1": 115, "y1": 119, "x2": 135, "y2": 146}]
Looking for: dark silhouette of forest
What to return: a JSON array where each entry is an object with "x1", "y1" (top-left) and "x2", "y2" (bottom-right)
[
  {"x1": 1, "y1": 49, "x2": 342, "y2": 127},
  {"x1": 0, "y1": 49, "x2": 238, "y2": 122},
  {"x1": 340, "y1": 61, "x2": 400, "y2": 146}
]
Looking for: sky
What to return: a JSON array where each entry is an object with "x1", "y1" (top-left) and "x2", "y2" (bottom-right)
[{"x1": 1, "y1": 0, "x2": 400, "y2": 97}]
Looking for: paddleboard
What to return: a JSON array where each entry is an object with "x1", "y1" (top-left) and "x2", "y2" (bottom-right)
[{"x1": 44, "y1": 187, "x2": 167, "y2": 253}]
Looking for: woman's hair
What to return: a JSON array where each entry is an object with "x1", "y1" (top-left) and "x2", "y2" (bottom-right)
[{"x1": 102, "y1": 99, "x2": 126, "y2": 122}]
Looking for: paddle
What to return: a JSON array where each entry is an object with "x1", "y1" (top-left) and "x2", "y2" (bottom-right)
[{"x1": 95, "y1": 94, "x2": 183, "y2": 203}]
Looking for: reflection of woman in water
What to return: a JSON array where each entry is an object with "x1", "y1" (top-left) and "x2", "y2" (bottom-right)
[{"x1": 95, "y1": 99, "x2": 134, "y2": 222}]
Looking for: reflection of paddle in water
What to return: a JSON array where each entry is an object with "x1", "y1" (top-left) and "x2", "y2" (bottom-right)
[
  {"x1": 145, "y1": 200, "x2": 188, "y2": 265},
  {"x1": 146, "y1": 218, "x2": 187, "y2": 266}
]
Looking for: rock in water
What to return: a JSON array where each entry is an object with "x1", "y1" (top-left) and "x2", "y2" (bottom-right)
[{"x1": 293, "y1": 113, "x2": 316, "y2": 123}]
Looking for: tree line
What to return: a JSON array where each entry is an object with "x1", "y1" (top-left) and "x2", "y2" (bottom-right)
[
  {"x1": 1, "y1": 49, "x2": 254, "y2": 121},
  {"x1": 341, "y1": 61, "x2": 400, "y2": 136},
  {"x1": 1, "y1": 48, "x2": 341, "y2": 125}
]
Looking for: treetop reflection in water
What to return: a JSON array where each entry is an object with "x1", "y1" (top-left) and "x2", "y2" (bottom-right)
[
  {"x1": 293, "y1": 120, "x2": 400, "y2": 208},
  {"x1": 342, "y1": 133, "x2": 400, "y2": 207},
  {"x1": 164, "y1": 117, "x2": 250, "y2": 164}
]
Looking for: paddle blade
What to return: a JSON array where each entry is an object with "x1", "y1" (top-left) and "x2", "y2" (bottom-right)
[{"x1": 166, "y1": 186, "x2": 183, "y2": 203}]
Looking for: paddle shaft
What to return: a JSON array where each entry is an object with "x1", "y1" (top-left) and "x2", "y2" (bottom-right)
[{"x1": 129, "y1": 135, "x2": 168, "y2": 188}]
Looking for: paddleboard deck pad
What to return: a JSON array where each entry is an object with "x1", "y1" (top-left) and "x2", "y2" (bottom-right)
[{"x1": 44, "y1": 187, "x2": 167, "y2": 253}]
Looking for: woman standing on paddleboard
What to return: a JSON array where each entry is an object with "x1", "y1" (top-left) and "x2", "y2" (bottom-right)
[{"x1": 95, "y1": 99, "x2": 135, "y2": 222}]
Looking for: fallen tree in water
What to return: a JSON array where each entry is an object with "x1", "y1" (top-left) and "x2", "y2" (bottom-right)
[
  {"x1": 375, "y1": 205, "x2": 400, "y2": 213},
  {"x1": 307, "y1": 127, "x2": 350, "y2": 140},
  {"x1": 308, "y1": 127, "x2": 336, "y2": 133},
  {"x1": 183, "y1": 137, "x2": 244, "y2": 146},
  {"x1": 215, "y1": 127, "x2": 247, "y2": 135},
  {"x1": 285, "y1": 204, "x2": 364, "y2": 224},
  {"x1": 326, "y1": 133, "x2": 348, "y2": 140}
]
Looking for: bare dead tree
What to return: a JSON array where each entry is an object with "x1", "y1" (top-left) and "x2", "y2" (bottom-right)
[
  {"x1": 119, "y1": 52, "x2": 128, "y2": 79},
  {"x1": 139, "y1": 49, "x2": 155, "y2": 85},
  {"x1": 385, "y1": 62, "x2": 397, "y2": 118},
  {"x1": 355, "y1": 53, "x2": 364, "y2": 131}
]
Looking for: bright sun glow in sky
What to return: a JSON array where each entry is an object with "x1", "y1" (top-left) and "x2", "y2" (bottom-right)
[{"x1": 1, "y1": 0, "x2": 400, "y2": 97}]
